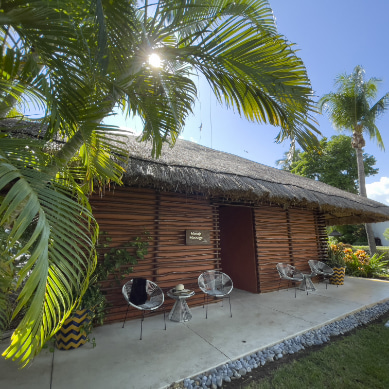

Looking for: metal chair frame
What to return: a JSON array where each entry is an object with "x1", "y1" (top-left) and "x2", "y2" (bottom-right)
[
  {"x1": 122, "y1": 279, "x2": 166, "y2": 340},
  {"x1": 276, "y1": 263, "x2": 305, "y2": 298},
  {"x1": 198, "y1": 270, "x2": 233, "y2": 319},
  {"x1": 308, "y1": 260, "x2": 334, "y2": 289}
]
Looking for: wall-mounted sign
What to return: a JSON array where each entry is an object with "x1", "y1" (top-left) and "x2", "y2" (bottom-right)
[{"x1": 185, "y1": 230, "x2": 211, "y2": 245}]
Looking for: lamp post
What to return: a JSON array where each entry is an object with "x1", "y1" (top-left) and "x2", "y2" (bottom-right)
[{"x1": 328, "y1": 230, "x2": 342, "y2": 237}]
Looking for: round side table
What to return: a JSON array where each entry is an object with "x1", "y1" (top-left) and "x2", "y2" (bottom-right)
[
  {"x1": 167, "y1": 289, "x2": 195, "y2": 322},
  {"x1": 298, "y1": 272, "x2": 316, "y2": 294}
]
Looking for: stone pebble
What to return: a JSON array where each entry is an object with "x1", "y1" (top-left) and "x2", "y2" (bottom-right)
[{"x1": 170, "y1": 301, "x2": 389, "y2": 389}]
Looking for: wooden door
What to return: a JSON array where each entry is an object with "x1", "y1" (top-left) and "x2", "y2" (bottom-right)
[{"x1": 219, "y1": 206, "x2": 258, "y2": 293}]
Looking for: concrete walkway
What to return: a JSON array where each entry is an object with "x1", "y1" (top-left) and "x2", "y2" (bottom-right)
[{"x1": 1, "y1": 277, "x2": 389, "y2": 389}]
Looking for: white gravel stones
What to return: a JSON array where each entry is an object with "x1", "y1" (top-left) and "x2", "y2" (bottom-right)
[{"x1": 174, "y1": 301, "x2": 389, "y2": 389}]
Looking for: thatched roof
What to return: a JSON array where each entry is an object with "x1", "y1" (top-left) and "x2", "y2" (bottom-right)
[
  {"x1": 0, "y1": 118, "x2": 46, "y2": 137},
  {"x1": 3, "y1": 118, "x2": 389, "y2": 225},
  {"x1": 123, "y1": 135, "x2": 389, "y2": 226}
]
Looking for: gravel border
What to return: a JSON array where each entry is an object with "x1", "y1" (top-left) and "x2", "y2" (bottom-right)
[{"x1": 167, "y1": 300, "x2": 389, "y2": 389}]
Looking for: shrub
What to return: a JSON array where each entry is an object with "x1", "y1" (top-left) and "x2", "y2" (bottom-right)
[
  {"x1": 376, "y1": 247, "x2": 389, "y2": 262},
  {"x1": 365, "y1": 253, "x2": 389, "y2": 277},
  {"x1": 328, "y1": 244, "x2": 389, "y2": 278},
  {"x1": 344, "y1": 249, "x2": 369, "y2": 277},
  {"x1": 343, "y1": 248, "x2": 388, "y2": 278},
  {"x1": 353, "y1": 246, "x2": 389, "y2": 261}
]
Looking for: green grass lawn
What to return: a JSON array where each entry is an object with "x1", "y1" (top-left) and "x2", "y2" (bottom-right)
[{"x1": 244, "y1": 311, "x2": 389, "y2": 389}]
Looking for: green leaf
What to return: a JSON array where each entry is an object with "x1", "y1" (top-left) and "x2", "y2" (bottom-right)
[{"x1": 0, "y1": 140, "x2": 98, "y2": 366}]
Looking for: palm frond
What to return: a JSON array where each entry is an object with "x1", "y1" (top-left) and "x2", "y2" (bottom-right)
[
  {"x1": 128, "y1": 0, "x2": 319, "y2": 152},
  {"x1": 369, "y1": 92, "x2": 389, "y2": 117},
  {"x1": 0, "y1": 136, "x2": 97, "y2": 366},
  {"x1": 0, "y1": 254, "x2": 14, "y2": 332},
  {"x1": 320, "y1": 66, "x2": 389, "y2": 151}
]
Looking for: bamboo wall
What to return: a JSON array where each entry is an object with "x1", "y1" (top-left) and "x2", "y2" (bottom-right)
[{"x1": 90, "y1": 187, "x2": 327, "y2": 324}]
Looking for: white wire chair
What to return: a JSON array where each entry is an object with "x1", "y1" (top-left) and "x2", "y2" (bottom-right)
[
  {"x1": 276, "y1": 263, "x2": 305, "y2": 298},
  {"x1": 308, "y1": 260, "x2": 334, "y2": 289},
  {"x1": 198, "y1": 270, "x2": 233, "y2": 319},
  {"x1": 122, "y1": 278, "x2": 166, "y2": 340}
]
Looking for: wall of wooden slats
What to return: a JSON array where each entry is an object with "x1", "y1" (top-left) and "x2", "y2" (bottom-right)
[
  {"x1": 315, "y1": 213, "x2": 329, "y2": 260},
  {"x1": 254, "y1": 206, "x2": 290, "y2": 293},
  {"x1": 90, "y1": 187, "x2": 220, "y2": 324},
  {"x1": 289, "y1": 208, "x2": 320, "y2": 272},
  {"x1": 253, "y1": 205, "x2": 327, "y2": 293},
  {"x1": 90, "y1": 188, "x2": 328, "y2": 324}
]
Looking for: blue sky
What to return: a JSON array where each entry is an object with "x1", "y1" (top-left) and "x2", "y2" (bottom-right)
[{"x1": 109, "y1": 0, "x2": 389, "y2": 206}]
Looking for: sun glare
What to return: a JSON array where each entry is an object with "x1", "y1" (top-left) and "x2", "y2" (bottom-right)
[{"x1": 148, "y1": 53, "x2": 162, "y2": 68}]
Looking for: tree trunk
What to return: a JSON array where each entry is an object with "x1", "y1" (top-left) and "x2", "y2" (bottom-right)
[
  {"x1": 355, "y1": 145, "x2": 377, "y2": 255},
  {"x1": 365, "y1": 224, "x2": 377, "y2": 256}
]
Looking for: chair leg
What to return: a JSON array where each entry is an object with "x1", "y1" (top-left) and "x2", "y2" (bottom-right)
[
  {"x1": 205, "y1": 294, "x2": 209, "y2": 319},
  {"x1": 293, "y1": 281, "x2": 298, "y2": 298},
  {"x1": 140, "y1": 310, "x2": 145, "y2": 340},
  {"x1": 163, "y1": 309, "x2": 166, "y2": 331},
  {"x1": 228, "y1": 295, "x2": 232, "y2": 318},
  {"x1": 122, "y1": 304, "x2": 130, "y2": 328}
]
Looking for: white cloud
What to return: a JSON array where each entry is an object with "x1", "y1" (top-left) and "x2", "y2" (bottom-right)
[{"x1": 366, "y1": 177, "x2": 389, "y2": 205}]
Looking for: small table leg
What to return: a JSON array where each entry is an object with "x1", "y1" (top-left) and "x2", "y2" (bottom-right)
[
  {"x1": 169, "y1": 299, "x2": 193, "y2": 322},
  {"x1": 298, "y1": 274, "x2": 316, "y2": 293}
]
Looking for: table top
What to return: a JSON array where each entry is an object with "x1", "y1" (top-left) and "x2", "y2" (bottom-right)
[
  {"x1": 167, "y1": 289, "x2": 195, "y2": 299},
  {"x1": 302, "y1": 272, "x2": 316, "y2": 278}
]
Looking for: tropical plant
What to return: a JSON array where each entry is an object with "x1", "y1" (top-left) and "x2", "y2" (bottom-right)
[
  {"x1": 0, "y1": 0, "x2": 321, "y2": 366},
  {"x1": 76, "y1": 232, "x2": 151, "y2": 338},
  {"x1": 327, "y1": 224, "x2": 368, "y2": 246},
  {"x1": 343, "y1": 248, "x2": 368, "y2": 276},
  {"x1": 327, "y1": 243, "x2": 346, "y2": 268},
  {"x1": 0, "y1": 229, "x2": 31, "y2": 333},
  {"x1": 364, "y1": 252, "x2": 387, "y2": 277},
  {"x1": 318, "y1": 66, "x2": 389, "y2": 256},
  {"x1": 384, "y1": 228, "x2": 389, "y2": 242},
  {"x1": 281, "y1": 135, "x2": 378, "y2": 246},
  {"x1": 286, "y1": 135, "x2": 378, "y2": 194},
  {"x1": 343, "y1": 249, "x2": 388, "y2": 278},
  {"x1": 275, "y1": 147, "x2": 302, "y2": 171}
]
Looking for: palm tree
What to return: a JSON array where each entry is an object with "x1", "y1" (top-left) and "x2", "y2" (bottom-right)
[
  {"x1": 318, "y1": 65, "x2": 389, "y2": 255},
  {"x1": 276, "y1": 143, "x2": 302, "y2": 171},
  {"x1": 1, "y1": 0, "x2": 321, "y2": 365}
]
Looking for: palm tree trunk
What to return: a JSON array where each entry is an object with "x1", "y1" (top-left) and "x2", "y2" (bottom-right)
[
  {"x1": 355, "y1": 146, "x2": 377, "y2": 255},
  {"x1": 365, "y1": 224, "x2": 377, "y2": 256}
]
